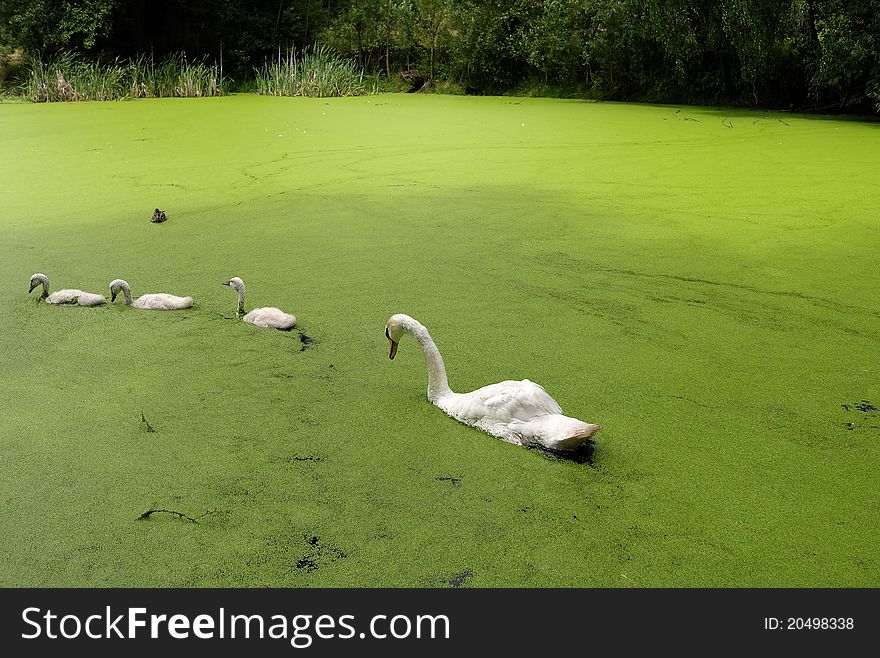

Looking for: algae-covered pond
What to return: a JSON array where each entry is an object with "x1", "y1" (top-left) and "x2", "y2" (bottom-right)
[{"x1": 1, "y1": 94, "x2": 877, "y2": 586}]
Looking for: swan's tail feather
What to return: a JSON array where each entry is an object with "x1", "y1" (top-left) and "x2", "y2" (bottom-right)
[{"x1": 520, "y1": 415, "x2": 601, "y2": 451}]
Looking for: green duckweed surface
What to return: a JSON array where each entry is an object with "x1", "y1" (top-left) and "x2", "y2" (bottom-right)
[{"x1": 1, "y1": 94, "x2": 878, "y2": 586}]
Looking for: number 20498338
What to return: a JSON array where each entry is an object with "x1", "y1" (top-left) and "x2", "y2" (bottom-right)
[{"x1": 764, "y1": 617, "x2": 854, "y2": 630}]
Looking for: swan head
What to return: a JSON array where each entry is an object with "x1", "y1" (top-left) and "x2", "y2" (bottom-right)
[
  {"x1": 222, "y1": 277, "x2": 245, "y2": 292},
  {"x1": 29, "y1": 273, "x2": 48, "y2": 295},
  {"x1": 109, "y1": 279, "x2": 130, "y2": 302},
  {"x1": 385, "y1": 313, "x2": 413, "y2": 360}
]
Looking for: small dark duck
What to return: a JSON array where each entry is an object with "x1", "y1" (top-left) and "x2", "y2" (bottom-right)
[{"x1": 150, "y1": 208, "x2": 167, "y2": 223}]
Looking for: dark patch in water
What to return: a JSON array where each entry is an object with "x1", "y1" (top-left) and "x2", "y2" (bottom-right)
[
  {"x1": 436, "y1": 476, "x2": 461, "y2": 487},
  {"x1": 291, "y1": 455, "x2": 325, "y2": 463},
  {"x1": 137, "y1": 508, "x2": 216, "y2": 523},
  {"x1": 843, "y1": 422, "x2": 880, "y2": 431},
  {"x1": 294, "y1": 533, "x2": 347, "y2": 574},
  {"x1": 295, "y1": 557, "x2": 318, "y2": 572},
  {"x1": 667, "y1": 394, "x2": 710, "y2": 408},
  {"x1": 530, "y1": 439, "x2": 596, "y2": 465},
  {"x1": 842, "y1": 401, "x2": 879, "y2": 430},
  {"x1": 298, "y1": 333, "x2": 317, "y2": 351},
  {"x1": 447, "y1": 570, "x2": 473, "y2": 588},
  {"x1": 140, "y1": 411, "x2": 156, "y2": 433}
]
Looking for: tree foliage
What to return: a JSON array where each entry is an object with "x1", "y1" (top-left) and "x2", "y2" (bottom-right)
[
  {"x1": 1, "y1": 0, "x2": 118, "y2": 52},
  {"x1": 1, "y1": 0, "x2": 878, "y2": 112}
]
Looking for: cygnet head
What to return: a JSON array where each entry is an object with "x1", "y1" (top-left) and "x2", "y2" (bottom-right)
[
  {"x1": 385, "y1": 313, "x2": 415, "y2": 360},
  {"x1": 109, "y1": 279, "x2": 130, "y2": 302},
  {"x1": 222, "y1": 277, "x2": 245, "y2": 292},
  {"x1": 29, "y1": 273, "x2": 48, "y2": 294}
]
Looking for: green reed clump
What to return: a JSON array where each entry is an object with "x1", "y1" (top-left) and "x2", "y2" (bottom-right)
[
  {"x1": 19, "y1": 52, "x2": 223, "y2": 102},
  {"x1": 254, "y1": 45, "x2": 372, "y2": 97},
  {"x1": 129, "y1": 53, "x2": 222, "y2": 98},
  {"x1": 21, "y1": 52, "x2": 125, "y2": 101}
]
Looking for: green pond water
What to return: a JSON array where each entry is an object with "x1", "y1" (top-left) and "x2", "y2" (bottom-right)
[{"x1": 0, "y1": 94, "x2": 877, "y2": 586}]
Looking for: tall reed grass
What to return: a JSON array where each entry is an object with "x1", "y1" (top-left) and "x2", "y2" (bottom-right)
[
  {"x1": 128, "y1": 53, "x2": 222, "y2": 99},
  {"x1": 254, "y1": 45, "x2": 376, "y2": 97},
  {"x1": 19, "y1": 52, "x2": 223, "y2": 102}
]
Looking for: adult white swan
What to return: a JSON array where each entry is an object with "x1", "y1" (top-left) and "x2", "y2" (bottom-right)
[
  {"x1": 109, "y1": 279, "x2": 193, "y2": 310},
  {"x1": 385, "y1": 313, "x2": 600, "y2": 451},
  {"x1": 222, "y1": 277, "x2": 297, "y2": 330},
  {"x1": 28, "y1": 273, "x2": 105, "y2": 306}
]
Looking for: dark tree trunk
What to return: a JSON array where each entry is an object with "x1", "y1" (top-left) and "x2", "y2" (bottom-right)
[{"x1": 305, "y1": 0, "x2": 311, "y2": 45}]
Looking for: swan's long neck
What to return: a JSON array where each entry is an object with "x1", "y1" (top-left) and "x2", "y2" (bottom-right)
[
  {"x1": 236, "y1": 286, "x2": 245, "y2": 315},
  {"x1": 121, "y1": 283, "x2": 132, "y2": 305},
  {"x1": 404, "y1": 317, "x2": 452, "y2": 402},
  {"x1": 40, "y1": 279, "x2": 49, "y2": 298}
]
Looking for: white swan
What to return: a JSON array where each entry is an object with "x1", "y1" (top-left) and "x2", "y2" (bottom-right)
[
  {"x1": 222, "y1": 277, "x2": 297, "y2": 330},
  {"x1": 28, "y1": 273, "x2": 105, "y2": 306},
  {"x1": 109, "y1": 279, "x2": 193, "y2": 310},
  {"x1": 385, "y1": 313, "x2": 600, "y2": 451}
]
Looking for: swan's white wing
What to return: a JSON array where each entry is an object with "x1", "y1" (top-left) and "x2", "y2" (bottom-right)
[
  {"x1": 480, "y1": 379, "x2": 564, "y2": 420},
  {"x1": 133, "y1": 293, "x2": 193, "y2": 310},
  {"x1": 440, "y1": 381, "x2": 598, "y2": 449},
  {"x1": 243, "y1": 307, "x2": 297, "y2": 330},
  {"x1": 443, "y1": 379, "x2": 563, "y2": 424},
  {"x1": 46, "y1": 289, "x2": 106, "y2": 306},
  {"x1": 46, "y1": 290, "x2": 79, "y2": 304},
  {"x1": 76, "y1": 292, "x2": 106, "y2": 306}
]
